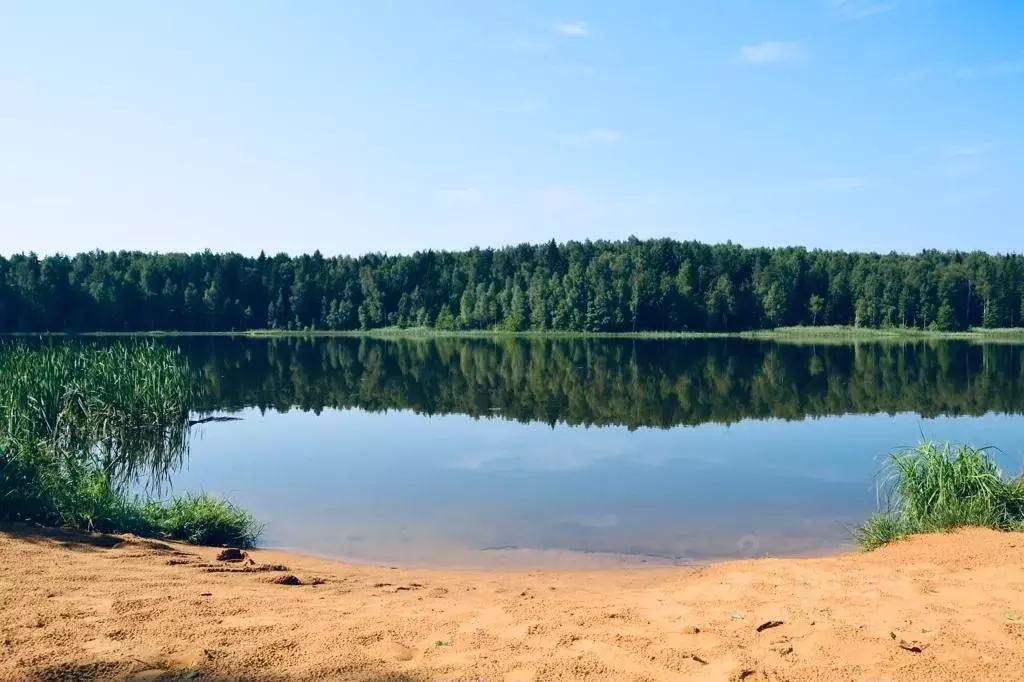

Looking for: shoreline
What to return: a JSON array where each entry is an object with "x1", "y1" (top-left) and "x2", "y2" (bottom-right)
[
  {"x1": 5, "y1": 525, "x2": 1024, "y2": 681},
  {"x1": 260, "y1": 537, "x2": 858, "y2": 572},
  {"x1": 7, "y1": 324, "x2": 1024, "y2": 343}
]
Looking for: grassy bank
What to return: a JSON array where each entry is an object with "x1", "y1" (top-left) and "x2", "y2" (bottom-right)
[
  {"x1": 745, "y1": 325, "x2": 1024, "y2": 343},
  {"x1": 0, "y1": 343, "x2": 261, "y2": 547},
  {"x1": 13, "y1": 324, "x2": 1024, "y2": 343},
  {"x1": 856, "y1": 442, "x2": 1024, "y2": 550}
]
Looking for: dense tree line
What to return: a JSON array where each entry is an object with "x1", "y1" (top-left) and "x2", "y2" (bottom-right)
[
  {"x1": 154, "y1": 337, "x2": 1024, "y2": 428},
  {"x1": 4, "y1": 240, "x2": 1024, "y2": 332}
]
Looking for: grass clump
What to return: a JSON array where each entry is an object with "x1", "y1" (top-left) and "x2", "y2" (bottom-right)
[
  {"x1": 147, "y1": 493, "x2": 263, "y2": 548},
  {"x1": 855, "y1": 442, "x2": 1024, "y2": 550},
  {"x1": 14, "y1": 469, "x2": 263, "y2": 548}
]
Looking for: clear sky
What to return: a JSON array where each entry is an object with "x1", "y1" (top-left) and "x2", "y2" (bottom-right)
[{"x1": 2, "y1": 1, "x2": 1022, "y2": 257}]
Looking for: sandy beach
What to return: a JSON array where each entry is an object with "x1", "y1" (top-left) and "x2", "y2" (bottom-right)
[{"x1": 3, "y1": 525, "x2": 1024, "y2": 681}]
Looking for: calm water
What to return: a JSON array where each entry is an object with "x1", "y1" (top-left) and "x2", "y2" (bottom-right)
[{"x1": 147, "y1": 337, "x2": 1024, "y2": 566}]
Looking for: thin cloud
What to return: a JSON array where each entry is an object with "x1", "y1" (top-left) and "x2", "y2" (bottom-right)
[
  {"x1": 889, "y1": 67, "x2": 931, "y2": 85},
  {"x1": 947, "y1": 143, "x2": 992, "y2": 157},
  {"x1": 555, "y1": 21, "x2": 589, "y2": 37},
  {"x1": 931, "y1": 145, "x2": 993, "y2": 179},
  {"x1": 438, "y1": 188, "x2": 487, "y2": 209},
  {"x1": 738, "y1": 41, "x2": 807, "y2": 65},
  {"x1": 829, "y1": 0, "x2": 898, "y2": 21},
  {"x1": 955, "y1": 54, "x2": 1024, "y2": 79},
  {"x1": 932, "y1": 160, "x2": 984, "y2": 180},
  {"x1": 508, "y1": 37, "x2": 552, "y2": 54},
  {"x1": 552, "y1": 129, "x2": 622, "y2": 145},
  {"x1": 556, "y1": 63, "x2": 598, "y2": 78},
  {"x1": 517, "y1": 98, "x2": 543, "y2": 115},
  {"x1": 533, "y1": 187, "x2": 594, "y2": 212},
  {"x1": 814, "y1": 177, "x2": 867, "y2": 190}
]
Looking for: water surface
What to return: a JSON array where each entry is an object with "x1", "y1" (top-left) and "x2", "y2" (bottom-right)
[{"x1": 151, "y1": 337, "x2": 1024, "y2": 566}]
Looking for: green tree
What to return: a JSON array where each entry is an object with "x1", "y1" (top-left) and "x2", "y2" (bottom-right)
[
  {"x1": 459, "y1": 285, "x2": 478, "y2": 329},
  {"x1": 504, "y1": 284, "x2": 527, "y2": 331},
  {"x1": 3, "y1": 239, "x2": 1024, "y2": 335},
  {"x1": 705, "y1": 276, "x2": 736, "y2": 331},
  {"x1": 435, "y1": 304, "x2": 457, "y2": 331},
  {"x1": 808, "y1": 294, "x2": 825, "y2": 325},
  {"x1": 936, "y1": 300, "x2": 957, "y2": 331},
  {"x1": 528, "y1": 275, "x2": 548, "y2": 330}
]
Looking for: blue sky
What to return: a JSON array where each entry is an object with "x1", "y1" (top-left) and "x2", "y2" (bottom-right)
[{"x1": 2, "y1": 0, "x2": 1022, "y2": 256}]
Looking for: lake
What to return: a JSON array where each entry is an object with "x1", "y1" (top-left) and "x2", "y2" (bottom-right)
[{"x1": 139, "y1": 336, "x2": 1024, "y2": 566}]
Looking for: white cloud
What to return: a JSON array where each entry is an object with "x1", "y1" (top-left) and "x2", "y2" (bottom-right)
[
  {"x1": 555, "y1": 21, "x2": 589, "y2": 37},
  {"x1": 828, "y1": 0, "x2": 898, "y2": 21},
  {"x1": 814, "y1": 177, "x2": 867, "y2": 190},
  {"x1": 438, "y1": 188, "x2": 487, "y2": 209},
  {"x1": 552, "y1": 128, "x2": 622, "y2": 145},
  {"x1": 738, "y1": 41, "x2": 806, "y2": 65}
]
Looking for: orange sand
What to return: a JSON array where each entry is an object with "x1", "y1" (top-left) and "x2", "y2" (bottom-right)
[{"x1": 3, "y1": 525, "x2": 1024, "y2": 681}]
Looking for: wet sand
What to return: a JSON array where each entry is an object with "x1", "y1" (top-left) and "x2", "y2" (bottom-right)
[{"x1": 3, "y1": 524, "x2": 1024, "y2": 681}]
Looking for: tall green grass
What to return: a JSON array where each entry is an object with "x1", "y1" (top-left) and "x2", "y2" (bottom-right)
[
  {"x1": 0, "y1": 342, "x2": 261, "y2": 547},
  {"x1": 855, "y1": 442, "x2": 1024, "y2": 549},
  {"x1": 0, "y1": 343, "x2": 195, "y2": 483}
]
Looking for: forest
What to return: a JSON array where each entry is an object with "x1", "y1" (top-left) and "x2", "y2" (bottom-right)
[
  {"x1": 153, "y1": 336, "x2": 1024, "y2": 429},
  {"x1": 2, "y1": 239, "x2": 1024, "y2": 333}
]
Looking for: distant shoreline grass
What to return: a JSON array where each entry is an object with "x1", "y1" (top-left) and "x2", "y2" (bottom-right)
[
  {"x1": 855, "y1": 442, "x2": 1024, "y2": 550},
  {"x1": 9, "y1": 325, "x2": 1024, "y2": 343}
]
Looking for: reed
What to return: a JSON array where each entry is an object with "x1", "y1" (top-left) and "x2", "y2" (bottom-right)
[{"x1": 0, "y1": 342, "x2": 261, "y2": 547}]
